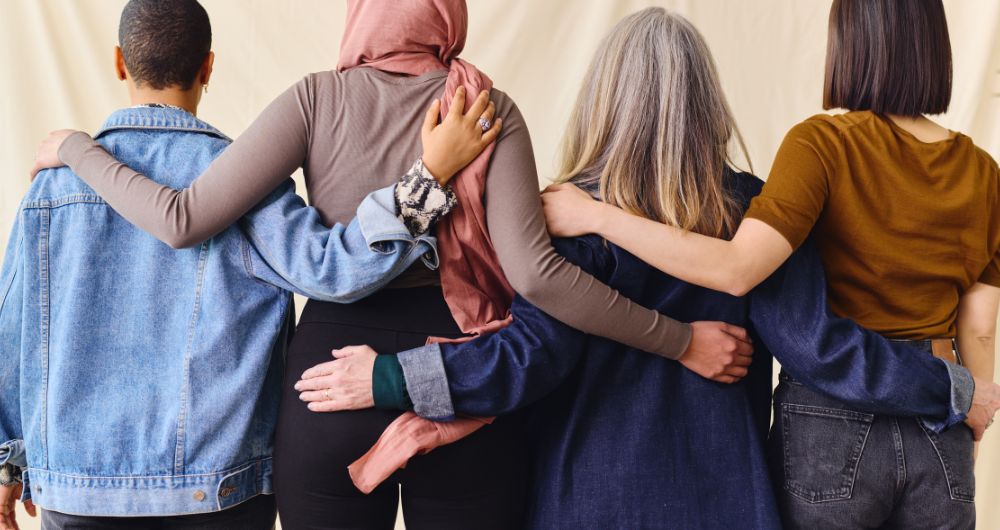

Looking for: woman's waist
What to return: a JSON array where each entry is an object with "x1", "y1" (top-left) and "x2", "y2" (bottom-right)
[
  {"x1": 825, "y1": 286, "x2": 960, "y2": 340},
  {"x1": 298, "y1": 285, "x2": 461, "y2": 336}
]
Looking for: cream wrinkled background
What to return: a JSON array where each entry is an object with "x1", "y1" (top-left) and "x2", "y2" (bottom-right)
[{"x1": 2, "y1": 1, "x2": 999, "y2": 528}]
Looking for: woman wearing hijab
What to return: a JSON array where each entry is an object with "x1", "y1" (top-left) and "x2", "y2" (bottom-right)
[{"x1": 29, "y1": 1, "x2": 758, "y2": 528}]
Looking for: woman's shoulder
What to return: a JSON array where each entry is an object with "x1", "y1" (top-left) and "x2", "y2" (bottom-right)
[{"x1": 784, "y1": 111, "x2": 874, "y2": 143}]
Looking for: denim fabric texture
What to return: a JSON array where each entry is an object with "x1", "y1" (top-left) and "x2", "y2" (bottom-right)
[
  {"x1": 0, "y1": 106, "x2": 436, "y2": 516},
  {"x1": 394, "y1": 171, "x2": 973, "y2": 528},
  {"x1": 398, "y1": 344, "x2": 455, "y2": 420},
  {"x1": 750, "y1": 243, "x2": 973, "y2": 433},
  {"x1": 769, "y1": 368, "x2": 976, "y2": 529},
  {"x1": 41, "y1": 492, "x2": 277, "y2": 530}
]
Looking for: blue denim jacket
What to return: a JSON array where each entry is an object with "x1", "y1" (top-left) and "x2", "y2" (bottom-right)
[{"x1": 0, "y1": 107, "x2": 436, "y2": 516}]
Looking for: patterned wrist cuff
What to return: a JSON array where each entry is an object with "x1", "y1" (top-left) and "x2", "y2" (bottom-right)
[
  {"x1": 395, "y1": 159, "x2": 458, "y2": 236},
  {"x1": 0, "y1": 463, "x2": 22, "y2": 486}
]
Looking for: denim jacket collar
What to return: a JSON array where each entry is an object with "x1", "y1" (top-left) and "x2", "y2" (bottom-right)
[{"x1": 96, "y1": 106, "x2": 232, "y2": 142}]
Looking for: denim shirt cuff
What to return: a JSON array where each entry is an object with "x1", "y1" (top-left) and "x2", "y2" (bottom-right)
[
  {"x1": 397, "y1": 343, "x2": 455, "y2": 421},
  {"x1": 921, "y1": 361, "x2": 974, "y2": 433},
  {"x1": 0, "y1": 439, "x2": 27, "y2": 468},
  {"x1": 357, "y1": 185, "x2": 440, "y2": 269}
]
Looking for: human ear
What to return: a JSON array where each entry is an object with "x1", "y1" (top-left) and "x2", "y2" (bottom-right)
[
  {"x1": 114, "y1": 46, "x2": 127, "y2": 81},
  {"x1": 199, "y1": 51, "x2": 215, "y2": 87}
]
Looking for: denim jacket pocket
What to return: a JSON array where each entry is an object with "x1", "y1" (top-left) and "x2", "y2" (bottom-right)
[
  {"x1": 918, "y1": 422, "x2": 976, "y2": 502},
  {"x1": 781, "y1": 403, "x2": 874, "y2": 503}
]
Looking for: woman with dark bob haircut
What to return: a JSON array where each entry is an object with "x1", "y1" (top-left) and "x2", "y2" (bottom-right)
[{"x1": 542, "y1": 0, "x2": 1000, "y2": 528}]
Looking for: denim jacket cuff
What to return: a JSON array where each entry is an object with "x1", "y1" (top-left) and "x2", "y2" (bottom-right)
[
  {"x1": 397, "y1": 343, "x2": 455, "y2": 421},
  {"x1": 357, "y1": 186, "x2": 440, "y2": 269},
  {"x1": 0, "y1": 439, "x2": 27, "y2": 469},
  {"x1": 921, "y1": 361, "x2": 974, "y2": 433}
]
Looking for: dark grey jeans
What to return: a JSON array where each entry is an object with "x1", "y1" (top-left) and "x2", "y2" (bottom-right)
[
  {"x1": 40, "y1": 493, "x2": 276, "y2": 530},
  {"x1": 768, "y1": 371, "x2": 975, "y2": 529}
]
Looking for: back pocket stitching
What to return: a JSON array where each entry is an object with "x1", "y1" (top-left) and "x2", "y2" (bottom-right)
[
  {"x1": 781, "y1": 403, "x2": 874, "y2": 504},
  {"x1": 917, "y1": 422, "x2": 975, "y2": 503}
]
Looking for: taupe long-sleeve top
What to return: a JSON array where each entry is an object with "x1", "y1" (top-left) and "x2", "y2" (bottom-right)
[{"x1": 58, "y1": 68, "x2": 693, "y2": 358}]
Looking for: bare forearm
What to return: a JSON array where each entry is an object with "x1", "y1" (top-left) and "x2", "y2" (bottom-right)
[
  {"x1": 956, "y1": 283, "x2": 1000, "y2": 383},
  {"x1": 959, "y1": 333, "x2": 996, "y2": 383},
  {"x1": 593, "y1": 204, "x2": 788, "y2": 296}
]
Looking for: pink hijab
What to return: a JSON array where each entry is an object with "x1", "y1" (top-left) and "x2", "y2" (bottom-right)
[{"x1": 338, "y1": 0, "x2": 513, "y2": 492}]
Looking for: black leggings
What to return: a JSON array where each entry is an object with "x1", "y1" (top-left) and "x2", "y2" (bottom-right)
[{"x1": 273, "y1": 287, "x2": 528, "y2": 530}]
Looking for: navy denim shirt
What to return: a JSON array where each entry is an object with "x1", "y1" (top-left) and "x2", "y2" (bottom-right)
[
  {"x1": 0, "y1": 107, "x2": 437, "y2": 516},
  {"x1": 392, "y1": 172, "x2": 972, "y2": 529}
]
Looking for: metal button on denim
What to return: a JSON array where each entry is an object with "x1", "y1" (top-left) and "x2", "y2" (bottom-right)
[{"x1": 193, "y1": 490, "x2": 206, "y2": 502}]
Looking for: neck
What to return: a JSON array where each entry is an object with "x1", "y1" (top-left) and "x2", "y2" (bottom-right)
[
  {"x1": 129, "y1": 87, "x2": 200, "y2": 115},
  {"x1": 886, "y1": 113, "x2": 950, "y2": 142}
]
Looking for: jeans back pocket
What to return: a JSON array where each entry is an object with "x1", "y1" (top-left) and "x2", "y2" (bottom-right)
[
  {"x1": 918, "y1": 422, "x2": 975, "y2": 502},
  {"x1": 781, "y1": 403, "x2": 874, "y2": 503}
]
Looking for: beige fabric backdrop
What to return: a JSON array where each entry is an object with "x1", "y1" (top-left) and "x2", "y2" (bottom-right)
[{"x1": 2, "y1": 1, "x2": 999, "y2": 528}]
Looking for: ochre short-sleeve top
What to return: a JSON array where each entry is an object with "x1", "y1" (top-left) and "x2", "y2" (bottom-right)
[{"x1": 745, "y1": 111, "x2": 1000, "y2": 339}]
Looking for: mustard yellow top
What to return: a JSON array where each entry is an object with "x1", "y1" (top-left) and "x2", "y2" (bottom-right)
[{"x1": 746, "y1": 111, "x2": 1000, "y2": 339}]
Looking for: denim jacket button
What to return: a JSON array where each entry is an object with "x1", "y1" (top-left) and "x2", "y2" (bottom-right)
[{"x1": 193, "y1": 490, "x2": 206, "y2": 502}]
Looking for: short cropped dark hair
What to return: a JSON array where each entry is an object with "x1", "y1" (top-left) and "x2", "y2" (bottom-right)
[
  {"x1": 118, "y1": 0, "x2": 212, "y2": 90},
  {"x1": 823, "y1": 0, "x2": 952, "y2": 117}
]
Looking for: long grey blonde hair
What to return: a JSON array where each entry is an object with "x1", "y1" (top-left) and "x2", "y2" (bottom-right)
[{"x1": 557, "y1": 7, "x2": 750, "y2": 238}]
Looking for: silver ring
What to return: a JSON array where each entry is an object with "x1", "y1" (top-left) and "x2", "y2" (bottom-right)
[{"x1": 478, "y1": 118, "x2": 491, "y2": 132}]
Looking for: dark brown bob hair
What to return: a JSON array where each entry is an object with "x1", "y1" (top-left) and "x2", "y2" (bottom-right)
[{"x1": 823, "y1": 0, "x2": 952, "y2": 117}]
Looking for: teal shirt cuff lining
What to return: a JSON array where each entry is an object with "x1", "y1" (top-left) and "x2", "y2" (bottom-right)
[{"x1": 372, "y1": 354, "x2": 413, "y2": 411}]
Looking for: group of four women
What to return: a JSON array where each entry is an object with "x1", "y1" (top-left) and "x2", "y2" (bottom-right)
[{"x1": 32, "y1": 0, "x2": 1000, "y2": 528}]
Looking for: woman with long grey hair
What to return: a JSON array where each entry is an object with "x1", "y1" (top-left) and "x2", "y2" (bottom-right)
[{"x1": 309, "y1": 7, "x2": 979, "y2": 528}]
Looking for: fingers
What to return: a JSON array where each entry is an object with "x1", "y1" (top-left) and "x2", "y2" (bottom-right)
[
  {"x1": 722, "y1": 323, "x2": 750, "y2": 342},
  {"x1": 480, "y1": 117, "x2": 503, "y2": 145},
  {"x1": 295, "y1": 374, "x2": 334, "y2": 392},
  {"x1": 308, "y1": 399, "x2": 353, "y2": 413},
  {"x1": 447, "y1": 86, "x2": 467, "y2": 118},
  {"x1": 332, "y1": 344, "x2": 377, "y2": 359},
  {"x1": 721, "y1": 336, "x2": 753, "y2": 357},
  {"x1": 300, "y1": 360, "x2": 337, "y2": 380},
  {"x1": 733, "y1": 338, "x2": 753, "y2": 357},
  {"x1": 732, "y1": 354, "x2": 753, "y2": 367},
  {"x1": 422, "y1": 99, "x2": 441, "y2": 137},
  {"x1": 466, "y1": 90, "x2": 490, "y2": 121},
  {"x1": 299, "y1": 389, "x2": 332, "y2": 403},
  {"x1": 724, "y1": 366, "x2": 749, "y2": 379},
  {"x1": 479, "y1": 100, "x2": 496, "y2": 125},
  {"x1": 23, "y1": 500, "x2": 35, "y2": 517},
  {"x1": 543, "y1": 183, "x2": 572, "y2": 194}
]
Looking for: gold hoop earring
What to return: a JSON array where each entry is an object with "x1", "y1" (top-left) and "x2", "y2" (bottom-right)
[{"x1": 203, "y1": 84, "x2": 209, "y2": 94}]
